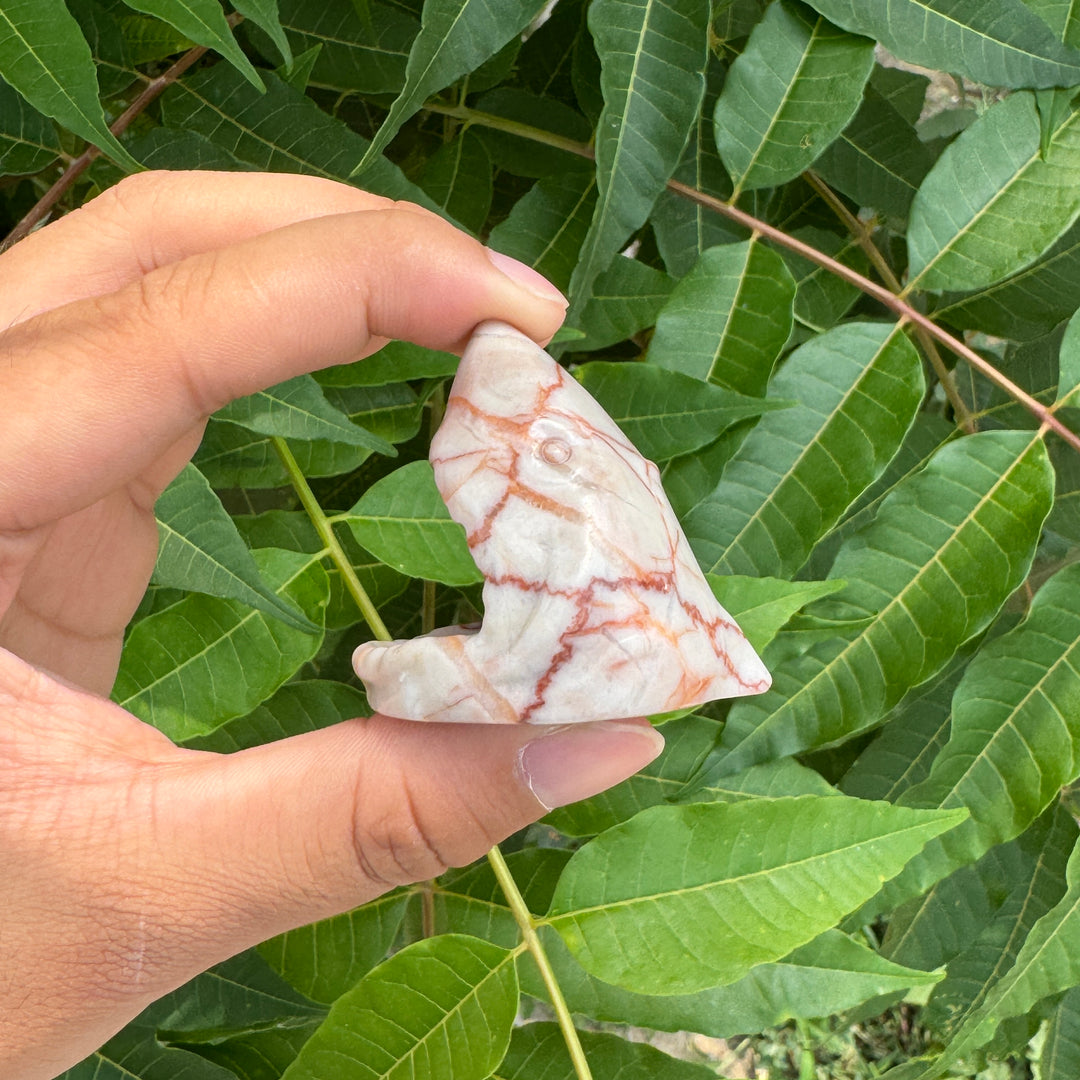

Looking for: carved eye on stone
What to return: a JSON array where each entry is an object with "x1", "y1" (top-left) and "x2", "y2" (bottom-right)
[{"x1": 538, "y1": 436, "x2": 572, "y2": 465}]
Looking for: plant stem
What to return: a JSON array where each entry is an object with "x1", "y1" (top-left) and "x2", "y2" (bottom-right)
[
  {"x1": 487, "y1": 846, "x2": 594, "y2": 1080},
  {"x1": 422, "y1": 101, "x2": 596, "y2": 159},
  {"x1": 271, "y1": 436, "x2": 391, "y2": 642},
  {"x1": 802, "y1": 170, "x2": 976, "y2": 432}
]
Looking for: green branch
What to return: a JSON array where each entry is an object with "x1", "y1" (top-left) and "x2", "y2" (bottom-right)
[
  {"x1": 272, "y1": 436, "x2": 390, "y2": 641},
  {"x1": 487, "y1": 846, "x2": 594, "y2": 1080}
]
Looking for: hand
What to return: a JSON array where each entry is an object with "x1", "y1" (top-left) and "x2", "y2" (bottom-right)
[{"x1": 0, "y1": 171, "x2": 664, "y2": 1078}]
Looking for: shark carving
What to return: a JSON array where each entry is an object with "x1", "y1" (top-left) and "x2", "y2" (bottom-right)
[{"x1": 353, "y1": 321, "x2": 770, "y2": 724}]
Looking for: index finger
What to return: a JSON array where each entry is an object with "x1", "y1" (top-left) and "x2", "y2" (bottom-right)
[
  {"x1": 0, "y1": 171, "x2": 425, "y2": 325},
  {"x1": 0, "y1": 204, "x2": 567, "y2": 532}
]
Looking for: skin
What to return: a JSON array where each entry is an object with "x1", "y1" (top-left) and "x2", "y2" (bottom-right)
[{"x1": 0, "y1": 171, "x2": 663, "y2": 1078}]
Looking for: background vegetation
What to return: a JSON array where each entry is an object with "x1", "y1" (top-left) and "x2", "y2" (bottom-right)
[{"x1": 5, "y1": 0, "x2": 1080, "y2": 1076}]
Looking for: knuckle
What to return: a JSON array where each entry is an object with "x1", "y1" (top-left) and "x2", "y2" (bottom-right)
[{"x1": 350, "y1": 781, "x2": 451, "y2": 888}]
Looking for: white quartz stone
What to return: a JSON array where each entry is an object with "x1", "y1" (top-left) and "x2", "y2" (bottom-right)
[{"x1": 353, "y1": 321, "x2": 771, "y2": 723}]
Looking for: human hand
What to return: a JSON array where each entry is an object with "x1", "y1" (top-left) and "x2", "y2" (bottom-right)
[{"x1": 0, "y1": 172, "x2": 664, "y2": 1078}]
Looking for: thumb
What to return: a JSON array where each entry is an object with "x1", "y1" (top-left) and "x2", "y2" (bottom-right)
[{"x1": 152, "y1": 713, "x2": 664, "y2": 961}]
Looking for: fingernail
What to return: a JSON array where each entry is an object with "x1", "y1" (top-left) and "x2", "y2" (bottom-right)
[
  {"x1": 486, "y1": 248, "x2": 568, "y2": 306},
  {"x1": 517, "y1": 720, "x2": 665, "y2": 810}
]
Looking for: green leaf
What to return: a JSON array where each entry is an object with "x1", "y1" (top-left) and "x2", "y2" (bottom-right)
[
  {"x1": 261, "y1": 891, "x2": 410, "y2": 1004},
  {"x1": 418, "y1": 128, "x2": 492, "y2": 233},
  {"x1": 161, "y1": 66, "x2": 438, "y2": 208},
  {"x1": 545, "y1": 714, "x2": 838, "y2": 838},
  {"x1": 568, "y1": 257, "x2": 674, "y2": 351},
  {"x1": 908, "y1": 91, "x2": 1080, "y2": 293},
  {"x1": 708, "y1": 574, "x2": 847, "y2": 655},
  {"x1": 904, "y1": 837, "x2": 1080, "y2": 1080},
  {"x1": 880, "y1": 809, "x2": 1062, "y2": 974},
  {"x1": 872, "y1": 561, "x2": 1080, "y2": 910},
  {"x1": 801, "y1": 0, "x2": 1080, "y2": 89},
  {"x1": 149, "y1": 951, "x2": 324, "y2": 1044},
  {"x1": 195, "y1": 417, "x2": 373, "y2": 489},
  {"x1": 711, "y1": 429, "x2": 1055, "y2": 778},
  {"x1": 498, "y1": 1023, "x2": 718, "y2": 1080},
  {"x1": 1059, "y1": 303, "x2": 1080, "y2": 404},
  {"x1": 342, "y1": 460, "x2": 482, "y2": 586},
  {"x1": 0, "y1": 76, "x2": 59, "y2": 174},
  {"x1": 486, "y1": 165, "x2": 597, "y2": 294},
  {"x1": 651, "y1": 56, "x2": 746, "y2": 278},
  {"x1": 1040, "y1": 986, "x2": 1080, "y2": 1080},
  {"x1": 436, "y1": 848, "x2": 572, "y2": 946},
  {"x1": 232, "y1": 0, "x2": 291, "y2": 65},
  {"x1": 647, "y1": 239, "x2": 797, "y2": 396},
  {"x1": 0, "y1": 0, "x2": 138, "y2": 169},
  {"x1": 783, "y1": 227, "x2": 869, "y2": 333},
  {"x1": 281, "y1": 934, "x2": 518, "y2": 1080},
  {"x1": 567, "y1": 0, "x2": 710, "y2": 318},
  {"x1": 62, "y1": 1029, "x2": 237, "y2": 1079},
  {"x1": 214, "y1": 375, "x2": 395, "y2": 454},
  {"x1": 153, "y1": 463, "x2": 318, "y2": 632},
  {"x1": 801, "y1": 412, "x2": 958, "y2": 580},
  {"x1": 923, "y1": 803, "x2": 1076, "y2": 1037},
  {"x1": 545, "y1": 796, "x2": 965, "y2": 996},
  {"x1": 521, "y1": 923, "x2": 943, "y2": 1041},
  {"x1": 120, "y1": 0, "x2": 263, "y2": 86},
  {"x1": 840, "y1": 653, "x2": 969, "y2": 802},
  {"x1": 265, "y1": 0, "x2": 416, "y2": 94},
  {"x1": 933, "y1": 217, "x2": 1080, "y2": 342},
  {"x1": 182, "y1": 678, "x2": 371, "y2": 752},
  {"x1": 683, "y1": 322, "x2": 924, "y2": 578},
  {"x1": 714, "y1": 0, "x2": 874, "y2": 196},
  {"x1": 321, "y1": 381, "x2": 426, "y2": 448},
  {"x1": 354, "y1": 0, "x2": 548, "y2": 174},
  {"x1": 113, "y1": 548, "x2": 328, "y2": 740},
  {"x1": 575, "y1": 360, "x2": 781, "y2": 462},
  {"x1": 812, "y1": 76, "x2": 939, "y2": 219},
  {"x1": 471, "y1": 87, "x2": 592, "y2": 178},
  {"x1": 317, "y1": 339, "x2": 459, "y2": 388}
]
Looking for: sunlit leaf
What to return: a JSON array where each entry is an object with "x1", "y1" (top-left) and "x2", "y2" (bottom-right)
[
  {"x1": 870, "y1": 562, "x2": 1080, "y2": 911},
  {"x1": 281, "y1": 934, "x2": 518, "y2": 1080},
  {"x1": 342, "y1": 460, "x2": 482, "y2": 586},
  {"x1": 153, "y1": 463, "x2": 318, "y2": 632},
  {"x1": 908, "y1": 91, "x2": 1080, "y2": 293},
  {"x1": 709, "y1": 430, "x2": 1055, "y2": 779},
  {"x1": 113, "y1": 548, "x2": 328, "y2": 740},
  {"x1": 546, "y1": 796, "x2": 965, "y2": 995},
  {"x1": 684, "y1": 322, "x2": 924, "y2": 579},
  {"x1": 522, "y1": 923, "x2": 943, "y2": 1040}
]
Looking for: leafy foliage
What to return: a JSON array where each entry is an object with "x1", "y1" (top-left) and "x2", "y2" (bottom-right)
[{"x1": 13, "y1": 0, "x2": 1080, "y2": 1076}]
